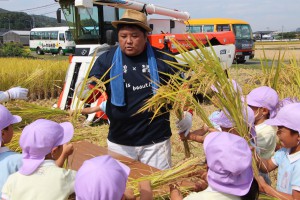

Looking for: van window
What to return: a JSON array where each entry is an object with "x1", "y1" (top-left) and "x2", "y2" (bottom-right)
[
  {"x1": 217, "y1": 24, "x2": 230, "y2": 32},
  {"x1": 59, "y1": 33, "x2": 65, "y2": 41},
  {"x1": 186, "y1": 25, "x2": 202, "y2": 33},
  {"x1": 203, "y1": 25, "x2": 214, "y2": 32}
]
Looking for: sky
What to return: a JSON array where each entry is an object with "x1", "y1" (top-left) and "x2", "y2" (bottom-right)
[{"x1": 1, "y1": 0, "x2": 299, "y2": 32}]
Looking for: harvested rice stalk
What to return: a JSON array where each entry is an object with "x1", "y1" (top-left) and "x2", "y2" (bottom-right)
[
  {"x1": 258, "y1": 193, "x2": 280, "y2": 200},
  {"x1": 127, "y1": 156, "x2": 206, "y2": 198}
]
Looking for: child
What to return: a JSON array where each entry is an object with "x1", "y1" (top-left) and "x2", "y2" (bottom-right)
[
  {"x1": 1, "y1": 119, "x2": 76, "y2": 200},
  {"x1": 0, "y1": 105, "x2": 22, "y2": 196},
  {"x1": 75, "y1": 155, "x2": 153, "y2": 200},
  {"x1": 246, "y1": 86, "x2": 278, "y2": 184},
  {"x1": 183, "y1": 106, "x2": 255, "y2": 143},
  {"x1": 254, "y1": 103, "x2": 300, "y2": 199},
  {"x1": 209, "y1": 79, "x2": 243, "y2": 130},
  {"x1": 179, "y1": 79, "x2": 244, "y2": 141},
  {"x1": 170, "y1": 131, "x2": 259, "y2": 200},
  {"x1": 0, "y1": 86, "x2": 28, "y2": 103}
]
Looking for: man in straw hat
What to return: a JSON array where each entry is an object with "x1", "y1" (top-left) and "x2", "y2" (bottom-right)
[{"x1": 86, "y1": 9, "x2": 192, "y2": 170}]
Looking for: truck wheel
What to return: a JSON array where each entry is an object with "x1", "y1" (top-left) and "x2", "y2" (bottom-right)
[
  {"x1": 36, "y1": 48, "x2": 44, "y2": 55},
  {"x1": 237, "y1": 59, "x2": 246, "y2": 64}
]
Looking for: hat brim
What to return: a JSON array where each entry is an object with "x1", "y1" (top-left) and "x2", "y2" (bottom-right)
[
  {"x1": 11, "y1": 115, "x2": 22, "y2": 124},
  {"x1": 112, "y1": 20, "x2": 152, "y2": 32},
  {"x1": 210, "y1": 112, "x2": 233, "y2": 128},
  {"x1": 56, "y1": 122, "x2": 74, "y2": 146},
  {"x1": 264, "y1": 118, "x2": 282, "y2": 127},
  {"x1": 19, "y1": 156, "x2": 44, "y2": 175},
  {"x1": 208, "y1": 166, "x2": 253, "y2": 196},
  {"x1": 247, "y1": 98, "x2": 262, "y2": 108}
]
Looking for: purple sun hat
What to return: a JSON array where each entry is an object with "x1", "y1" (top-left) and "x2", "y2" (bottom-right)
[
  {"x1": 19, "y1": 119, "x2": 74, "y2": 175},
  {"x1": 247, "y1": 86, "x2": 279, "y2": 118},
  {"x1": 0, "y1": 105, "x2": 22, "y2": 145},
  {"x1": 204, "y1": 131, "x2": 253, "y2": 196},
  {"x1": 210, "y1": 106, "x2": 256, "y2": 140},
  {"x1": 276, "y1": 97, "x2": 299, "y2": 113},
  {"x1": 265, "y1": 103, "x2": 300, "y2": 134},
  {"x1": 75, "y1": 155, "x2": 130, "y2": 200}
]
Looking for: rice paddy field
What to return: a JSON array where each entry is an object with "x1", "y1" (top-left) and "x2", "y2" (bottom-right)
[{"x1": 1, "y1": 41, "x2": 300, "y2": 199}]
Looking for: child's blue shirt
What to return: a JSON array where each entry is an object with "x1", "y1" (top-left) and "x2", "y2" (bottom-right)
[
  {"x1": 209, "y1": 110, "x2": 221, "y2": 130},
  {"x1": 271, "y1": 148, "x2": 300, "y2": 194},
  {"x1": 0, "y1": 147, "x2": 22, "y2": 196}
]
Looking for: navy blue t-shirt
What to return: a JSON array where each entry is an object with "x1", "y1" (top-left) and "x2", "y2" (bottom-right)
[{"x1": 89, "y1": 46, "x2": 178, "y2": 146}]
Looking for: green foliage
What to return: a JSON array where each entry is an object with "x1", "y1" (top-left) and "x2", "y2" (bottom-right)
[
  {"x1": 0, "y1": 12, "x2": 66, "y2": 31},
  {"x1": 0, "y1": 42, "x2": 30, "y2": 57},
  {"x1": 276, "y1": 32, "x2": 297, "y2": 40}
]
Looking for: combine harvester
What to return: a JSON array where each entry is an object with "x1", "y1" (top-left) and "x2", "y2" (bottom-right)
[{"x1": 55, "y1": 0, "x2": 236, "y2": 122}]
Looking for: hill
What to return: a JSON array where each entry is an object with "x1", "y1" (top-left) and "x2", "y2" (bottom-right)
[{"x1": 0, "y1": 8, "x2": 67, "y2": 31}]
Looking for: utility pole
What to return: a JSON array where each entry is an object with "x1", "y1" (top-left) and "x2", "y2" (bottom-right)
[{"x1": 31, "y1": 16, "x2": 35, "y2": 28}]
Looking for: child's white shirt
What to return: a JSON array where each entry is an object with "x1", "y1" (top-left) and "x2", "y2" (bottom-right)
[
  {"x1": 255, "y1": 123, "x2": 277, "y2": 159},
  {"x1": 1, "y1": 160, "x2": 76, "y2": 200}
]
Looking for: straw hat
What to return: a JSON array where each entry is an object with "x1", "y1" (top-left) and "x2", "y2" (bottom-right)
[{"x1": 112, "y1": 9, "x2": 152, "y2": 32}]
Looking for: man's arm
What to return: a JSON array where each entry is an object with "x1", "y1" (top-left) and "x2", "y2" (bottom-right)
[{"x1": 0, "y1": 87, "x2": 28, "y2": 102}]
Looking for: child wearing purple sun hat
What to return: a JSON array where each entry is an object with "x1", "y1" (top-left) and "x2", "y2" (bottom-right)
[
  {"x1": 75, "y1": 155, "x2": 130, "y2": 200},
  {"x1": 254, "y1": 103, "x2": 300, "y2": 199},
  {"x1": 0, "y1": 105, "x2": 22, "y2": 197},
  {"x1": 246, "y1": 86, "x2": 279, "y2": 185},
  {"x1": 170, "y1": 132, "x2": 259, "y2": 200},
  {"x1": 75, "y1": 155, "x2": 153, "y2": 200},
  {"x1": 1, "y1": 119, "x2": 76, "y2": 200}
]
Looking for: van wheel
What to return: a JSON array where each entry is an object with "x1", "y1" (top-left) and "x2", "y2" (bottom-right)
[
  {"x1": 58, "y1": 48, "x2": 64, "y2": 55},
  {"x1": 36, "y1": 48, "x2": 44, "y2": 55}
]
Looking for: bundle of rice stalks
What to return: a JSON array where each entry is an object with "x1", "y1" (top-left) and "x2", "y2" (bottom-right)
[
  {"x1": 127, "y1": 156, "x2": 206, "y2": 199},
  {"x1": 259, "y1": 193, "x2": 280, "y2": 200}
]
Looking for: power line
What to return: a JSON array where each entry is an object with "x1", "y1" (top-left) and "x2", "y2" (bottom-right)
[{"x1": 16, "y1": 3, "x2": 58, "y2": 12}]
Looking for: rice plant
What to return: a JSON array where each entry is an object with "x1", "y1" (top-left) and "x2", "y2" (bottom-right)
[{"x1": 0, "y1": 58, "x2": 68, "y2": 100}]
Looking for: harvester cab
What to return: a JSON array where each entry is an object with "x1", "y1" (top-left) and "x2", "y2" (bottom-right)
[{"x1": 56, "y1": 0, "x2": 236, "y2": 123}]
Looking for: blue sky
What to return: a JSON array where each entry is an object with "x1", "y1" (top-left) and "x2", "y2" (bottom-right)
[{"x1": 1, "y1": 0, "x2": 299, "y2": 32}]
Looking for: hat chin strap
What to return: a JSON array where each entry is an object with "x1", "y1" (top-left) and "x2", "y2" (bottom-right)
[{"x1": 141, "y1": 4, "x2": 148, "y2": 16}]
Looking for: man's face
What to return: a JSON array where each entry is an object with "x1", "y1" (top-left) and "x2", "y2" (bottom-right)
[{"x1": 118, "y1": 26, "x2": 147, "y2": 56}]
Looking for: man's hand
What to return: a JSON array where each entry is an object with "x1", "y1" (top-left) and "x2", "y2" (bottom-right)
[
  {"x1": 176, "y1": 111, "x2": 192, "y2": 137},
  {"x1": 6, "y1": 86, "x2": 28, "y2": 100}
]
